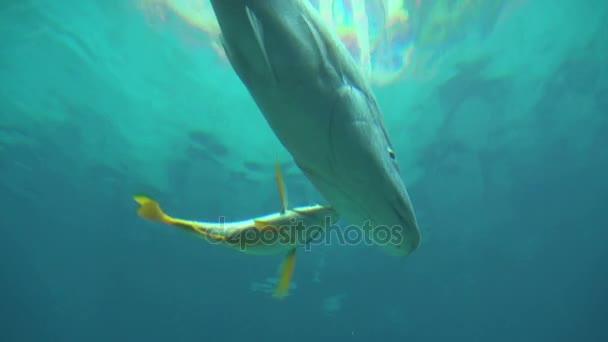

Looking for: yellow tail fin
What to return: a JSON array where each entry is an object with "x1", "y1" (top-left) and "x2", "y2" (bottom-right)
[
  {"x1": 273, "y1": 248, "x2": 297, "y2": 299},
  {"x1": 133, "y1": 194, "x2": 171, "y2": 223},
  {"x1": 133, "y1": 194, "x2": 228, "y2": 241}
]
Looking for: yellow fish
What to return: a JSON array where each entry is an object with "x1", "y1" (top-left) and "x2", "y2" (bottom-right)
[{"x1": 134, "y1": 161, "x2": 339, "y2": 299}]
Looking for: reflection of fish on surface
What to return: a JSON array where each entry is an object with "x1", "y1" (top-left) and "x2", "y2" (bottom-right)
[
  {"x1": 209, "y1": 0, "x2": 420, "y2": 256},
  {"x1": 134, "y1": 161, "x2": 339, "y2": 299}
]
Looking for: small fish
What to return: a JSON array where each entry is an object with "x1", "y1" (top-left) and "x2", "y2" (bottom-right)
[{"x1": 134, "y1": 161, "x2": 338, "y2": 298}]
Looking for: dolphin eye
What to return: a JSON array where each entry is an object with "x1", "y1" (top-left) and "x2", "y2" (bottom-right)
[{"x1": 387, "y1": 147, "x2": 396, "y2": 159}]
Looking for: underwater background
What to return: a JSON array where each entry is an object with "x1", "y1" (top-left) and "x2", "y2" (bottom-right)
[{"x1": 1, "y1": 0, "x2": 607, "y2": 341}]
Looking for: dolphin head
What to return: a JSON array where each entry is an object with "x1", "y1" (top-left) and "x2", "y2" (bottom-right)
[
  {"x1": 368, "y1": 142, "x2": 421, "y2": 256},
  {"x1": 297, "y1": 86, "x2": 421, "y2": 257}
]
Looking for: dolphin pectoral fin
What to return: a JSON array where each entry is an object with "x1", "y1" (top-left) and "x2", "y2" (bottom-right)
[
  {"x1": 133, "y1": 194, "x2": 227, "y2": 241},
  {"x1": 275, "y1": 159, "x2": 288, "y2": 214},
  {"x1": 300, "y1": 13, "x2": 328, "y2": 63},
  {"x1": 245, "y1": 6, "x2": 277, "y2": 82},
  {"x1": 273, "y1": 248, "x2": 297, "y2": 299}
]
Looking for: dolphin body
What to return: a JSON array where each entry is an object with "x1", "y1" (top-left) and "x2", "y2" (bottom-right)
[{"x1": 209, "y1": 0, "x2": 420, "y2": 256}]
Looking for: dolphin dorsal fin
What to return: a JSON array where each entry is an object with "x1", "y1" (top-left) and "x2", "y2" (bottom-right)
[{"x1": 275, "y1": 159, "x2": 288, "y2": 214}]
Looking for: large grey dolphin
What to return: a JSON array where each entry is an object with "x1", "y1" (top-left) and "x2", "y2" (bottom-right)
[{"x1": 209, "y1": 0, "x2": 420, "y2": 256}]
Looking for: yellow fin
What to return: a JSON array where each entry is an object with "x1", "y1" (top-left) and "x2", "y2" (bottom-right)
[
  {"x1": 254, "y1": 219, "x2": 278, "y2": 231},
  {"x1": 273, "y1": 248, "x2": 297, "y2": 299},
  {"x1": 134, "y1": 194, "x2": 227, "y2": 241},
  {"x1": 133, "y1": 194, "x2": 170, "y2": 223},
  {"x1": 275, "y1": 158, "x2": 288, "y2": 214}
]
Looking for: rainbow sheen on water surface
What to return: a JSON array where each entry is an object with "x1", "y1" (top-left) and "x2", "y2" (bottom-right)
[
  {"x1": 136, "y1": 0, "x2": 415, "y2": 86},
  {"x1": 311, "y1": 0, "x2": 415, "y2": 85},
  {"x1": 136, "y1": 0, "x2": 517, "y2": 85}
]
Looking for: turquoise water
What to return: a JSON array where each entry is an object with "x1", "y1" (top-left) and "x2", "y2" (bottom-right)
[{"x1": 1, "y1": 0, "x2": 607, "y2": 341}]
